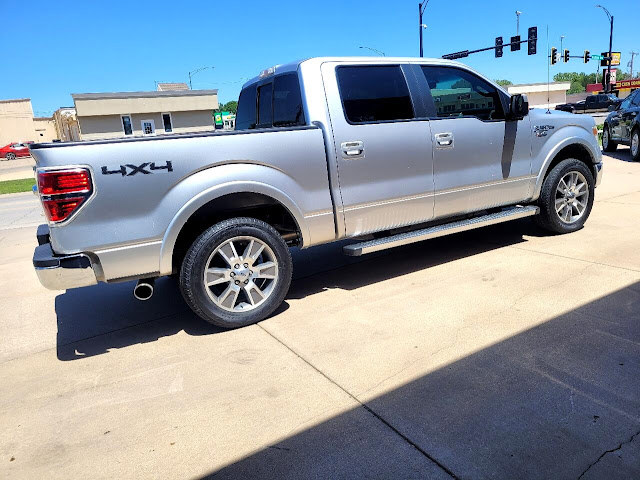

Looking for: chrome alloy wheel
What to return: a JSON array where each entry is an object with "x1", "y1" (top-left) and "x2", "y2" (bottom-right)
[
  {"x1": 603, "y1": 128, "x2": 609, "y2": 149},
  {"x1": 203, "y1": 236, "x2": 278, "y2": 312},
  {"x1": 555, "y1": 171, "x2": 589, "y2": 224},
  {"x1": 632, "y1": 130, "x2": 639, "y2": 158}
]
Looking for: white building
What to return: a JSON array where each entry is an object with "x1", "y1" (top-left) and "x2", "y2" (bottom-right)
[{"x1": 507, "y1": 82, "x2": 571, "y2": 109}]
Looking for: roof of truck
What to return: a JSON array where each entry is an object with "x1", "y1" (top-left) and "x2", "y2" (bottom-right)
[{"x1": 242, "y1": 56, "x2": 466, "y2": 89}]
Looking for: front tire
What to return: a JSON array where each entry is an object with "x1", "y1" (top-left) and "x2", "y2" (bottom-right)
[
  {"x1": 631, "y1": 128, "x2": 640, "y2": 162},
  {"x1": 535, "y1": 158, "x2": 595, "y2": 234},
  {"x1": 602, "y1": 124, "x2": 617, "y2": 152},
  {"x1": 5, "y1": 152, "x2": 16, "y2": 160},
  {"x1": 179, "y1": 217, "x2": 292, "y2": 328}
]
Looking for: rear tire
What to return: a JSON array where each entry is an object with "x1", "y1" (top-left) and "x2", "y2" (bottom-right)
[
  {"x1": 631, "y1": 128, "x2": 640, "y2": 162},
  {"x1": 5, "y1": 152, "x2": 16, "y2": 160},
  {"x1": 179, "y1": 217, "x2": 292, "y2": 328},
  {"x1": 602, "y1": 124, "x2": 617, "y2": 152},
  {"x1": 535, "y1": 158, "x2": 595, "y2": 234}
]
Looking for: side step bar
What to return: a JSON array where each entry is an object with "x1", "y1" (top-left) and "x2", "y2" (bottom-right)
[{"x1": 343, "y1": 205, "x2": 539, "y2": 257}]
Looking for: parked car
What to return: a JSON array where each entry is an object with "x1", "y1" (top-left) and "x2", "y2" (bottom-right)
[
  {"x1": 29, "y1": 57, "x2": 603, "y2": 328},
  {"x1": 603, "y1": 89, "x2": 640, "y2": 161},
  {"x1": 0, "y1": 142, "x2": 31, "y2": 160},
  {"x1": 556, "y1": 94, "x2": 621, "y2": 114}
]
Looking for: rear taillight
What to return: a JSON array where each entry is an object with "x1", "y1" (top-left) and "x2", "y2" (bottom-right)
[{"x1": 36, "y1": 168, "x2": 93, "y2": 223}]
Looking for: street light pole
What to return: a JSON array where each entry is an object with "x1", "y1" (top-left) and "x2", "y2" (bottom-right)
[
  {"x1": 515, "y1": 11, "x2": 522, "y2": 36},
  {"x1": 560, "y1": 35, "x2": 565, "y2": 55},
  {"x1": 188, "y1": 66, "x2": 215, "y2": 90},
  {"x1": 596, "y1": 5, "x2": 614, "y2": 92},
  {"x1": 418, "y1": 1, "x2": 430, "y2": 57}
]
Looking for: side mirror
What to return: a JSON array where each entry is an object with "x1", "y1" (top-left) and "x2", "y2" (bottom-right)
[{"x1": 509, "y1": 94, "x2": 529, "y2": 120}]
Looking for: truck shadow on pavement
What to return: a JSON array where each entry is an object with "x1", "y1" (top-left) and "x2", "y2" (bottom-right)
[
  {"x1": 54, "y1": 219, "x2": 540, "y2": 361},
  {"x1": 206, "y1": 280, "x2": 640, "y2": 480}
]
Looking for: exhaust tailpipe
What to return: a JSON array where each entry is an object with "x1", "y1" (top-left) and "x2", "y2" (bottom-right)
[{"x1": 134, "y1": 278, "x2": 155, "y2": 301}]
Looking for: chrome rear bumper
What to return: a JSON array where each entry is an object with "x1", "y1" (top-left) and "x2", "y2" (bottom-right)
[
  {"x1": 595, "y1": 161, "x2": 603, "y2": 187},
  {"x1": 33, "y1": 225, "x2": 97, "y2": 290}
]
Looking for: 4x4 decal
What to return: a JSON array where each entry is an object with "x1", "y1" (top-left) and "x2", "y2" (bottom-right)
[{"x1": 101, "y1": 161, "x2": 173, "y2": 176}]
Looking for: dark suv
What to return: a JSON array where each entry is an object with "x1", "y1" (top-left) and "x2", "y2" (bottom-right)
[{"x1": 603, "y1": 89, "x2": 640, "y2": 161}]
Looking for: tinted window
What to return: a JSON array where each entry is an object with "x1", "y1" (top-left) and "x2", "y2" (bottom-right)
[
  {"x1": 620, "y1": 94, "x2": 634, "y2": 110},
  {"x1": 257, "y1": 83, "x2": 273, "y2": 127},
  {"x1": 421, "y1": 66, "x2": 504, "y2": 121},
  {"x1": 235, "y1": 84, "x2": 257, "y2": 130},
  {"x1": 632, "y1": 92, "x2": 640, "y2": 106},
  {"x1": 337, "y1": 66, "x2": 414, "y2": 123},
  {"x1": 273, "y1": 74, "x2": 305, "y2": 127}
]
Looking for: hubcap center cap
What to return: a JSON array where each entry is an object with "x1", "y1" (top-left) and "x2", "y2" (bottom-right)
[{"x1": 234, "y1": 267, "x2": 251, "y2": 283}]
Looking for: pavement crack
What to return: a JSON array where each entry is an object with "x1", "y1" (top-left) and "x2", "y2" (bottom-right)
[
  {"x1": 577, "y1": 429, "x2": 640, "y2": 479},
  {"x1": 257, "y1": 323, "x2": 460, "y2": 480}
]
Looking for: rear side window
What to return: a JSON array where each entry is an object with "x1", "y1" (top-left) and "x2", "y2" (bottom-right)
[
  {"x1": 235, "y1": 84, "x2": 257, "y2": 130},
  {"x1": 235, "y1": 73, "x2": 306, "y2": 130},
  {"x1": 336, "y1": 66, "x2": 414, "y2": 123},
  {"x1": 273, "y1": 74, "x2": 305, "y2": 127}
]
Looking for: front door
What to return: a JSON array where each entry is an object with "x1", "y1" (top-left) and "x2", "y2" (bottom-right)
[
  {"x1": 322, "y1": 63, "x2": 435, "y2": 237},
  {"x1": 141, "y1": 119, "x2": 156, "y2": 136},
  {"x1": 610, "y1": 91, "x2": 637, "y2": 141},
  {"x1": 418, "y1": 65, "x2": 532, "y2": 219}
]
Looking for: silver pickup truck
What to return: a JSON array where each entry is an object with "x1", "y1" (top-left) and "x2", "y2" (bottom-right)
[{"x1": 31, "y1": 57, "x2": 603, "y2": 328}]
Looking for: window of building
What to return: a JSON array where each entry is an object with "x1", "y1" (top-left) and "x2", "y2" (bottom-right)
[
  {"x1": 162, "y1": 113, "x2": 173, "y2": 132},
  {"x1": 421, "y1": 66, "x2": 505, "y2": 121},
  {"x1": 257, "y1": 83, "x2": 273, "y2": 127},
  {"x1": 121, "y1": 115, "x2": 133, "y2": 135},
  {"x1": 273, "y1": 74, "x2": 306, "y2": 127},
  {"x1": 336, "y1": 65, "x2": 414, "y2": 123}
]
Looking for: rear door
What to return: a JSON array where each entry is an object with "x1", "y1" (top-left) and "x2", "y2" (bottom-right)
[
  {"x1": 417, "y1": 65, "x2": 532, "y2": 219},
  {"x1": 321, "y1": 63, "x2": 435, "y2": 236}
]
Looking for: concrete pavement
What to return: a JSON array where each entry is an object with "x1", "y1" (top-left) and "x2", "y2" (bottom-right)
[
  {"x1": 0, "y1": 150, "x2": 639, "y2": 479},
  {"x1": 0, "y1": 157, "x2": 35, "y2": 182}
]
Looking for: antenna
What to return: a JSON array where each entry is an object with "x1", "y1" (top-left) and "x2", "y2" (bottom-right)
[{"x1": 546, "y1": 24, "x2": 551, "y2": 114}]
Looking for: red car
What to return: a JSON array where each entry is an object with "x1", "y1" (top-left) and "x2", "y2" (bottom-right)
[{"x1": 0, "y1": 142, "x2": 32, "y2": 160}]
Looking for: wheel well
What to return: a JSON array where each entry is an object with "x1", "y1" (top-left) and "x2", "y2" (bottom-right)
[
  {"x1": 544, "y1": 143, "x2": 596, "y2": 182},
  {"x1": 172, "y1": 192, "x2": 301, "y2": 273}
]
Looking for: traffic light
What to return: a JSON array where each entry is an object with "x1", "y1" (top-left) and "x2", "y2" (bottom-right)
[
  {"x1": 550, "y1": 47, "x2": 558, "y2": 65},
  {"x1": 495, "y1": 37, "x2": 503, "y2": 58},
  {"x1": 584, "y1": 50, "x2": 591, "y2": 63},
  {"x1": 511, "y1": 35, "x2": 520, "y2": 52},
  {"x1": 528, "y1": 27, "x2": 537, "y2": 55},
  {"x1": 563, "y1": 49, "x2": 570, "y2": 63}
]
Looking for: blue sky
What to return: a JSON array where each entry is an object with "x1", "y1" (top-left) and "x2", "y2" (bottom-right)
[{"x1": 1, "y1": 0, "x2": 637, "y2": 115}]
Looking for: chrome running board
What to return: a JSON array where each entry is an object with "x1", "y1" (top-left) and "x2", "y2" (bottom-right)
[{"x1": 343, "y1": 205, "x2": 539, "y2": 256}]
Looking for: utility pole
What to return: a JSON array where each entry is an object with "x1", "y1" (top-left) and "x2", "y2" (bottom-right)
[
  {"x1": 629, "y1": 51, "x2": 638, "y2": 77},
  {"x1": 418, "y1": 1, "x2": 429, "y2": 57},
  {"x1": 596, "y1": 5, "x2": 614, "y2": 92},
  {"x1": 516, "y1": 11, "x2": 522, "y2": 36}
]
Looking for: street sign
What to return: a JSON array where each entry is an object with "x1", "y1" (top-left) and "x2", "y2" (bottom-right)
[
  {"x1": 601, "y1": 51, "x2": 621, "y2": 66},
  {"x1": 592, "y1": 54, "x2": 604, "y2": 60}
]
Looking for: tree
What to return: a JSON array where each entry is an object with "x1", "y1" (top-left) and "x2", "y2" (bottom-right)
[
  {"x1": 568, "y1": 81, "x2": 585, "y2": 94},
  {"x1": 495, "y1": 79, "x2": 513, "y2": 86},
  {"x1": 217, "y1": 101, "x2": 238, "y2": 114}
]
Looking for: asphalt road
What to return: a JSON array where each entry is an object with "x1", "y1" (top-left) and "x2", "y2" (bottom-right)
[
  {"x1": 0, "y1": 157, "x2": 34, "y2": 182},
  {"x1": 1, "y1": 149, "x2": 639, "y2": 479}
]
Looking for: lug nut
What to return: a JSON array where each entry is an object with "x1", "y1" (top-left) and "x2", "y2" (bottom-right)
[
  {"x1": 244, "y1": 280, "x2": 249, "y2": 285},
  {"x1": 249, "y1": 270, "x2": 253, "y2": 275},
  {"x1": 243, "y1": 263, "x2": 248, "y2": 268},
  {"x1": 234, "y1": 264, "x2": 240, "y2": 269},
  {"x1": 230, "y1": 272, "x2": 235, "y2": 277},
  {"x1": 235, "y1": 280, "x2": 240, "y2": 285}
]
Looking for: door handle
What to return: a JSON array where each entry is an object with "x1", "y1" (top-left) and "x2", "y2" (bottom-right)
[
  {"x1": 341, "y1": 141, "x2": 364, "y2": 157},
  {"x1": 435, "y1": 132, "x2": 454, "y2": 147}
]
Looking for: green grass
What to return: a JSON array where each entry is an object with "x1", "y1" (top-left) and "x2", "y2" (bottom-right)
[{"x1": 0, "y1": 178, "x2": 36, "y2": 195}]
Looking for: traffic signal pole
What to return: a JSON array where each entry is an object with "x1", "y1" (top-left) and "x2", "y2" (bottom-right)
[{"x1": 607, "y1": 15, "x2": 614, "y2": 92}]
